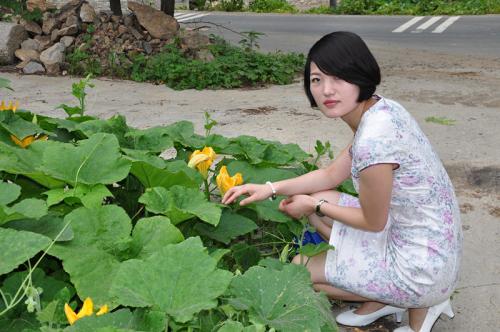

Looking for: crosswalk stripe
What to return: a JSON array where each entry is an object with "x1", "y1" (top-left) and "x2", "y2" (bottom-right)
[
  {"x1": 432, "y1": 16, "x2": 460, "y2": 33},
  {"x1": 412, "y1": 16, "x2": 442, "y2": 33},
  {"x1": 392, "y1": 16, "x2": 425, "y2": 33},
  {"x1": 174, "y1": 13, "x2": 193, "y2": 19},
  {"x1": 176, "y1": 13, "x2": 209, "y2": 22}
]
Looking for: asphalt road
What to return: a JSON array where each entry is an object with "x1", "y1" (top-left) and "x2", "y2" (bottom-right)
[{"x1": 176, "y1": 12, "x2": 500, "y2": 57}]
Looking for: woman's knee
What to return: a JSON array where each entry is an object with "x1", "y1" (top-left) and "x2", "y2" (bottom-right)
[{"x1": 291, "y1": 253, "x2": 328, "y2": 284}]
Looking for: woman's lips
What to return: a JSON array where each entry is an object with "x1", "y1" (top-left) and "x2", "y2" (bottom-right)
[{"x1": 323, "y1": 100, "x2": 338, "y2": 107}]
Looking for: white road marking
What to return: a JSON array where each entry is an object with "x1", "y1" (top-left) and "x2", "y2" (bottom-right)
[
  {"x1": 392, "y1": 16, "x2": 425, "y2": 33},
  {"x1": 174, "y1": 12, "x2": 209, "y2": 23},
  {"x1": 432, "y1": 16, "x2": 461, "y2": 33},
  {"x1": 411, "y1": 16, "x2": 442, "y2": 33}
]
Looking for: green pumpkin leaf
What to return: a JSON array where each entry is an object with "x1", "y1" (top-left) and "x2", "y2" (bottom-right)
[
  {"x1": 0, "y1": 181, "x2": 21, "y2": 205},
  {"x1": 0, "y1": 140, "x2": 65, "y2": 189},
  {"x1": 229, "y1": 264, "x2": 337, "y2": 332},
  {"x1": 40, "y1": 133, "x2": 131, "y2": 185},
  {"x1": 218, "y1": 320, "x2": 244, "y2": 332},
  {"x1": 139, "y1": 186, "x2": 222, "y2": 226},
  {"x1": 110, "y1": 237, "x2": 233, "y2": 323},
  {"x1": 122, "y1": 148, "x2": 166, "y2": 169},
  {"x1": 76, "y1": 115, "x2": 132, "y2": 148},
  {"x1": 64, "y1": 308, "x2": 135, "y2": 331},
  {"x1": 44, "y1": 184, "x2": 113, "y2": 208},
  {"x1": 125, "y1": 126, "x2": 174, "y2": 152},
  {"x1": 0, "y1": 77, "x2": 13, "y2": 91},
  {"x1": 0, "y1": 111, "x2": 45, "y2": 139},
  {"x1": 245, "y1": 199, "x2": 292, "y2": 223},
  {"x1": 194, "y1": 209, "x2": 258, "y2": 244},
  {"x1": 130, "y1": 216, "x2": 184, "y2": 259},
  {"x1": 298, "y1": 242, "x2": 335, "y2": 257},
  {"x1": 131, "y1": 160, "x2": 202, "y2": 189},
  {"x1": 226, "y1": 160, "x2": 299, "y2": 184},
  {"x1": 1, "y1": 198, "x2": 48, "y2": 225},
  {"x1": 48, "y1": 206, "x2": 132, "y2": 307},
  {"x1": 6, "y1": 214, "x2": 73, "y2": 242},
  {"x1": 0, "y1": 228, "x2": 51, "y2": 275}
]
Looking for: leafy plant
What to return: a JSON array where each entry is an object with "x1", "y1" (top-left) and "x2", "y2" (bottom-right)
[
  {"x1": 238, "y1": 31, "x2": 265, "y2": 52},
  {"x1": 56, "y1": 74, "x2": 95, "y2": 117},
  {"x1": 425, "y1": 116, "x2": 456, "y2": 125},
  {"x1": 0, "y1": 77, "x2": 13, "y2": 91},
  {"x1": 0, "y1": 82, "x2": 341, "y2": 330},
  {"x1": 248, "y1": 0, "x2": 298, "y2": 13}
]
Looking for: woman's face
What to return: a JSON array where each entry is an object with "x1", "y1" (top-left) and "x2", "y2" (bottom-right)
[{"x1": 309, "y1": 62, "x2": 361, "y2": 119}]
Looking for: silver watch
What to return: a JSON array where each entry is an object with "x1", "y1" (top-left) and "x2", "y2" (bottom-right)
[{"x1": 315, "y1": 199, "x2": 328, "y2": 217}]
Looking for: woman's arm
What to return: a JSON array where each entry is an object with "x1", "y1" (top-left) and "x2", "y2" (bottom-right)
[
  {"x1": 274, "y1": 143, "x2": 353, "y2": 196},
  {"x1": 280, "y1": 163, "x2": 394, "y2": 232},
  {"x1": 222, "y1": 143, "x2": 353, "y2": 205}
]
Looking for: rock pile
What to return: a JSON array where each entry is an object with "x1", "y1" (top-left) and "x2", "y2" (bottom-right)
[{"x1": 3, "y1": 0, "x2": 213, "y2": 75}]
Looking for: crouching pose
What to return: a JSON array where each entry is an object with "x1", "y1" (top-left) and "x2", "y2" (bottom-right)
[{"x1": 222, "y1": 31, "x2": 462, "y2": 332}]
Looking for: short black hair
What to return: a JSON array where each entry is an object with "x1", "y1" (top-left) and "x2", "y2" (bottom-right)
[{"x1": 304, "y1": 31, "x2": 381, "y2": 107}]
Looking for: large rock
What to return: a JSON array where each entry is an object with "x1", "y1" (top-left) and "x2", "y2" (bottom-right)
[
  {"x1": 180, "y1": 30, "x2": 211, "y2": 50},
  {"x1": 40, "y1": 42, "x2": 65, "y2": 66},
  {"x1": 27, "y1": 0, "x2": 56, "y2": 12},
  {"x1": 127, "y1": 1, "x2": 179, "y2": 40},
  {"x1": 60, "y1": 36, "x2": 75, "y2": 47},
  {"x1": 58, "y1": 25, "x2": 78, "y2": 37},
  {"x1": 80, "y1": 3, "x2": 97, "y2": 23},
  {"x1": 21, "y1": 38, "x2": 41, "y2": 51},
  {"x1": 21, "y1": 19, "x2": 43, "y2": 35},
  {"x1": 35, "y1": 35, "x2": 51, "y2": 50},
  {"x1": 22, "y1": 61, "x2": 46, "y2": 74},
  {"x1": 0, "y1": 22, "x2": 28, "y2": 65},
  {"x1": 42, "y1": 16, "x2": 58, "y2": 35},
  {"x1": 15, "y1": 48, "x2": 40, "y2": 62},
  {"x1": 56, "y1": 0, "x2": 84, "y2": 23}
]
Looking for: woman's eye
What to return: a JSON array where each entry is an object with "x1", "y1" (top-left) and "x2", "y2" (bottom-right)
[{"x1": 311, "y1": 77, "x2": 320, "y2": 83}]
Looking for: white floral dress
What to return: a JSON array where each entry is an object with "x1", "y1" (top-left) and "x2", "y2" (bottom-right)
[{"x1": 324, "y1": 96, "x2": 463, "y2": 307}]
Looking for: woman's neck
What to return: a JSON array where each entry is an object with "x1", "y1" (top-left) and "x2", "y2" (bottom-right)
[{"x1": 342, "y1": 97, "x2": 377, "y2": 133}]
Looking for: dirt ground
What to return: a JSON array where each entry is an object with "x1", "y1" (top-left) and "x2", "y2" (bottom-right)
[{"x1": 1, "y1": 42, "x2": 499, "y2": 331}]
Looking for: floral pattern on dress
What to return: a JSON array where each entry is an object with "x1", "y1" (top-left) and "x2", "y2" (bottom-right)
[{"x1": 325, "y1": 96, "x2": 463, "y2": 307}]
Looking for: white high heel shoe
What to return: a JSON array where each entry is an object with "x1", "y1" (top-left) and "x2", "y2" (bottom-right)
[
  {"x1": 393, "y1": 299, "x2": 455, "y2": 332},
  {"x1": 336, "y1": 304, "x2": 405, "y2": 327}
]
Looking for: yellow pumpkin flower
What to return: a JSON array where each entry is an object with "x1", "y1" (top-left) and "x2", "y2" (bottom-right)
[
  {"x1": 10, "y1": 134, "x2": 48, "y2": 148},
  {"x1": 216, "y1": 166, "x2": 243, "y2": 196},
  {"x1": 0, "y1": 100, "x2": 19, "y2": 112},
  {"x1": 188, "y1": 146, "x2": 216, "y2": 178},
  {"x1": 64, "y1": 297, "x2": 108, "y2": 325}
]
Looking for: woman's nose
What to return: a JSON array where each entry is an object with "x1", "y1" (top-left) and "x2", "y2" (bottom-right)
[{"x1": 322, "y1": 78, "x2": 336, "y2": 95}]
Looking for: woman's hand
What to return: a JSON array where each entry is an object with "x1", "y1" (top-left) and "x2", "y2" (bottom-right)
[
  {"x1": 222, "y1": 183, "x2": 273, "y2": 206},
  {"x1": 279, "y1": 195, "x2": 317, "y2": 219}
]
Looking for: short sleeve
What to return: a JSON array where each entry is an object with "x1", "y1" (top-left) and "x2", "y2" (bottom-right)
[{"x1": 351, "y1": 110, "x2": 404, "y2": 178}]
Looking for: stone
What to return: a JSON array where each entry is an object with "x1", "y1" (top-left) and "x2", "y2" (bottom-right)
[
  {"x1": 34, "y1": 35, "x2": 51, "y2": 50},
  {"x1": 58, "y1": 25, "x2": 78, "y2": 37},
  {"x1": 45, "y1": 62, "x2": 60, "y2": 75},
  {"x1": 0, "y1": 22, "x2": 28, "y2": 65},
  {"x1": 127, "y1": 1, "x2": 179, "y2": 40},
  {"x1": 40, "y1": 42, "x2": 65, "y2": 66},
  {"x1": 42, "y1": 17, "x2": 58, "y2": 35},
  {"x1": 21, "y1": 38, "x2": 41, "y2": 51},
  {"x1": 22, "y1": 61, "x2": 45, "y2": 74},
  {"x1": 21, "y1": 19, "x2": 43, "y2": 35},
  {"x1": 128, "y1": 26, "x2": 143, "y2": 40},
  {"x1": 123, "y1": 14, "x2": 135, "y2": 27},
  {"x1": 60, "y1": 36, "x2": 74, "y2": 47},
  {"x1": 56, "y1": 0, "x2": 84, "y2": 23},
  {"x1": 26, "y1": 0, "x2": 56, "y2": 12},
  {"x1": 63, "y1": 15, "x2": 80, "y2": 28},
  {"x1": 80, "y1": 3, "x2": 97, "y2": 23},
  {"x1": 142, "y1": 41, "x2": 152, "y2": 55},
  {"x1": 117, "y1": 25, "x2": 128, "y2": 36},
  {"x1": 50, "y1": 28, "x2": 59, "y2": 42},
  {"x1": 195, "y1": 49, "x2": 214, "y2": 62},
  {"x1": 15, "y1": 48, "x2": 40, "y2": 62},
  {"x1": 180, "y1": 30, "x2": 211, "y2": 50}
]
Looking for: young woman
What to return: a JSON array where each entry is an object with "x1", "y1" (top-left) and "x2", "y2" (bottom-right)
[{"x1": 222, "y1": 31, "x2": 462, "y2": 332}]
